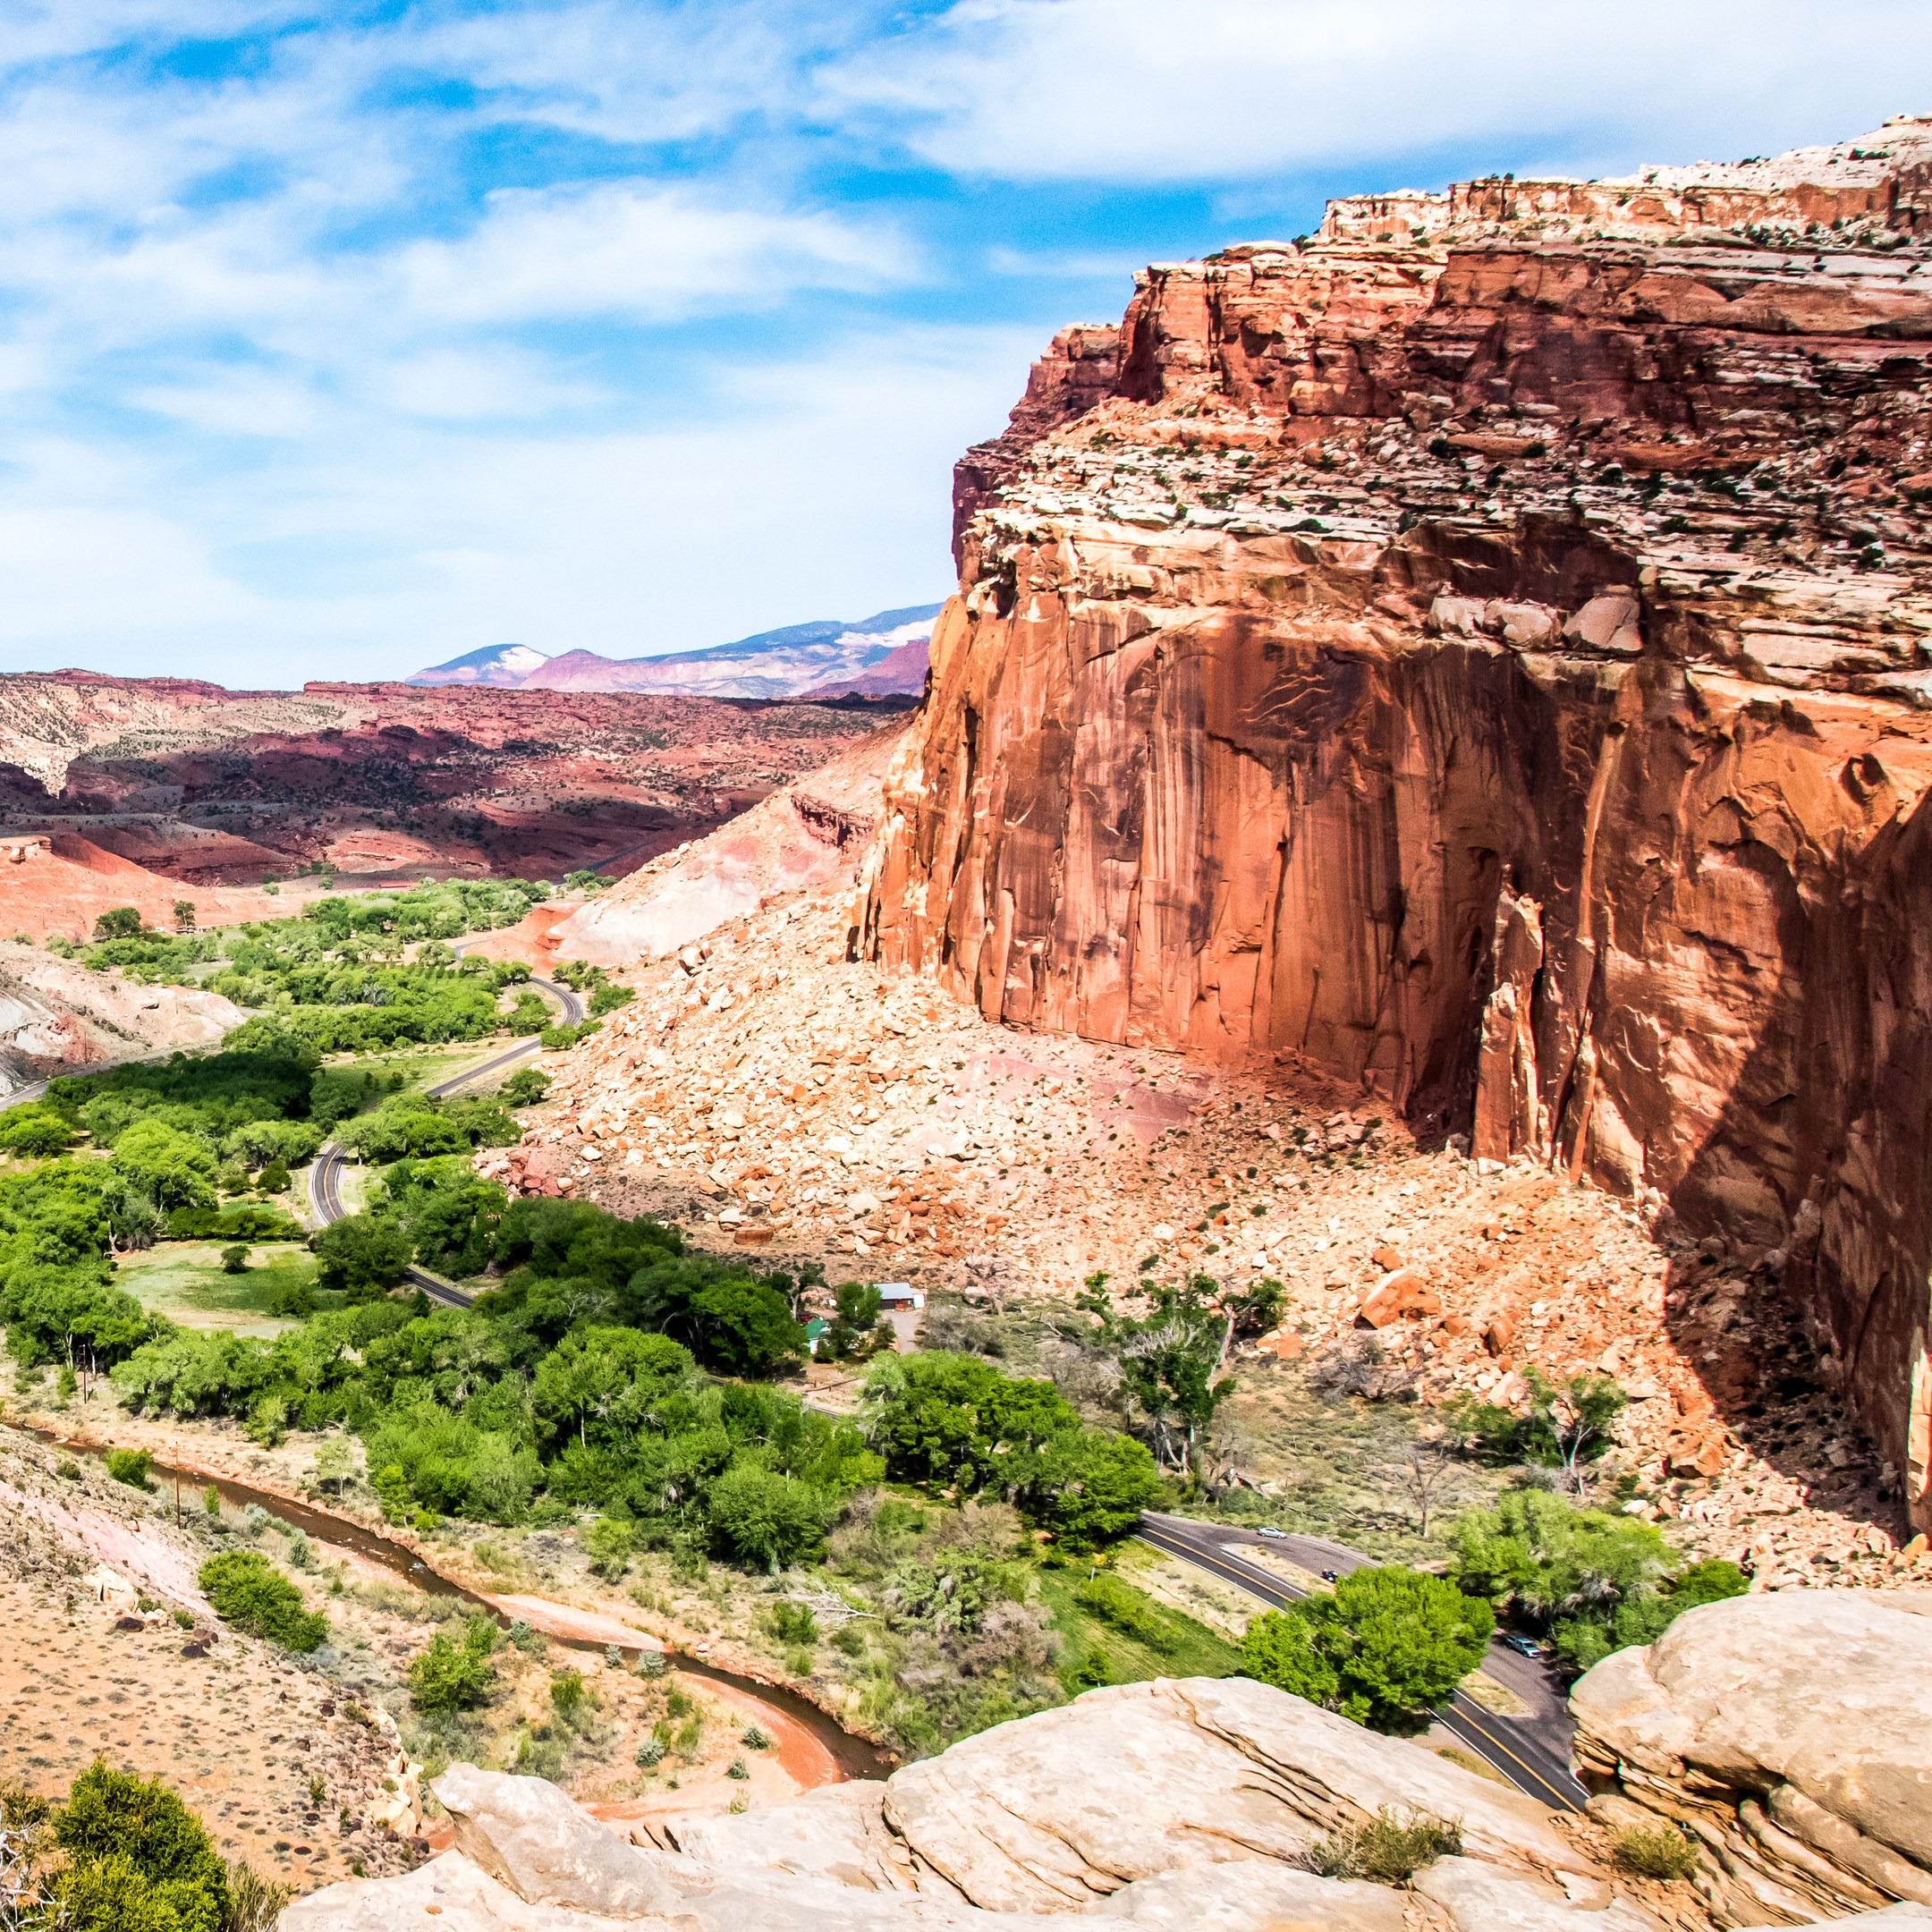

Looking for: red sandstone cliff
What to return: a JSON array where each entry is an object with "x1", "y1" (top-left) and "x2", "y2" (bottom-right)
[{"x1": 860, "y1": 119, "x2": 1932, "y2": 1529}]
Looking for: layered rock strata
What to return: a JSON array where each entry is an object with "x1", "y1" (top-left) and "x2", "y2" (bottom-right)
[
  {"x1": 859, "y1": 119, "x2": 1932, "y2": 1529},
  {"x1": 1572, "y1": 1590, "x2": 1932, "y2": 1925}
]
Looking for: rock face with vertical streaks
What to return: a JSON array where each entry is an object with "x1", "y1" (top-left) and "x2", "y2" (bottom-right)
[{"x1": 859, "y1": 119, "x2": 1932, "y2": 1528}]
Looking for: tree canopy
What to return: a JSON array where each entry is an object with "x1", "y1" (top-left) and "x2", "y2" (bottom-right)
[{"x1": 1241, "y1": 1566, "x2": 1493, "y2": 1730}]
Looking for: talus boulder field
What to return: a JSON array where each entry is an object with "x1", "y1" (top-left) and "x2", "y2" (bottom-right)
[{"x1": 858, "y1": 118, "x2": 1932, "y2": 1531}]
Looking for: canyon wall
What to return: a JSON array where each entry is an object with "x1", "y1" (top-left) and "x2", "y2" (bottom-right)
[{"x1": 860, "y1": 119, "x2": 1932, "y2": 1525}]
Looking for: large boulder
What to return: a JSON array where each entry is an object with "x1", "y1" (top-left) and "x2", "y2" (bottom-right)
[
  {"x1": 433, "y1": 1764, "x2": 680, "y2": 1915},
  {"x1": 282, "y1": 1680, "x2": 1614, "y2": 1932},
  {"x1": 876, "y1": 1677, "x2": 1575, "y2": 1910},
  {"x1": 1571, "y1": 1590, "x2": 1932, "y2": 1926}
]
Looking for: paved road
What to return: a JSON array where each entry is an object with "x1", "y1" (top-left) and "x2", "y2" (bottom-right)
[
  {"x1": 1138, "y1": 1512, "x2": 1589, "y2": 1813},
  {"x1": 307, "y1": 974, "x2": 583, "y2": 1314}
]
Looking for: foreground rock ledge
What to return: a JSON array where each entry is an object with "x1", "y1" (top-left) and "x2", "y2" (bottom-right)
[
  {"x1": 1574, "y1": 1590, "x2": 1932, "y2": 1926},
  {"x1": 281, "y1": 1665, "x2": 1932, "y2": 1932}
]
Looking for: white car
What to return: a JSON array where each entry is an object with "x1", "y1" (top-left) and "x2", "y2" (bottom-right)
[{"x1": 1256, "y1": 1527, "x2": 1287, "y2": 1540}]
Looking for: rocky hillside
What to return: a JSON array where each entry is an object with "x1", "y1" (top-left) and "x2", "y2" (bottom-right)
[
  {"x1": 859, "y1": 118, "x2": 1932, "y2": 1538},
  {"x1": 0, "y1": 673, "x2": 890, "y2": 891},
  {"x1": 284, "y1": 1593, "x2": 1932, "y2": 1932},
  {"x1": 0, "y1": 938, "x2": 243, "y2": 1098}
]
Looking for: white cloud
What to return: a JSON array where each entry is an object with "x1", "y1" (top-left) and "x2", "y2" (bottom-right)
[
  {"x1": 0, "y1": 323, "x2": 1028, "y2": 682},
  {"x1": 402, "y1": 0, "x2": 804, "y2": 146},
  {"x1": 397, "y1": 181, "x2": 911, "y2": 326},
  {"x1": 826, "y1": 0, "x2": 1932, "y2": 182},
  {"x1": 0, "y1": 0, "x2": 1920, "y2": 690}
]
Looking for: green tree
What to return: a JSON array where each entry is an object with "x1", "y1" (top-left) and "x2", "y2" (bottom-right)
[
  {"x1": 313, "y1": 1436, "x2": 354, "y2": 1493},
  {"x1": 219, "y1": 1243, "x2": 250, "y2": 1274},
  {"x1": 675, "y1": 1277, "x2": 803, "y2": 1375},
  {"x1": 197, "y1": 1551, "x2": 327, "y2": 1652},
  {"x1": 864, "y1": 1352, "x2": 1081, "y2": 1498},
  {"x1": 1451, "y1": 1489, "x2": 1672, "y2": 1626},
  {"x1": 1448, "y1": 1368, "x2": 1629, "y2": 1493},
  {"x1": 1033, "y1": 1428, "x2": 1165, "y2": 1550},
  {"x1": 706, "y1": 1463, "x2": 828, "y2": 1572},
  {"x1": 822, "y1": 1280, "x2": 884, "y2": 1360},
  {"x1": 502, "y1": 1066, "x2": 550, "y2": 1106},
  {"x1": 111, "y1": 1120, "x2": 217, "y2": 1213},
  {"x1": 530, "y1": 1326, "x2": 694, "y2": 1452},
  {"x1": 311, "y1": 1213, "x2": 411, "y2": 1297},
  {"x1": 51, "y1": 1761, "x2": 231, "y2": 1932},
  {"x1": 1241, "y1": 1567, "x2": 1493, "y2": 1731},
  {"x1": 373, "y1": 1462, "x2": 412, "y2": 1522},
  {"x1": 1114, "y1": 1286, "x2": 1237, "y2": 1479},
  {"x1": 0, "y1": 1106, "x2": 72, "y2": 1157},
  {"x1": 93, "y1": 907, "x2": 144, "y2": 941},
  {"x1": 408, "y1": 1618, "x2": 499, "y2": 1714},
  {"x1": 172, "y1": 901, "x2": 197, "y2": 934}
]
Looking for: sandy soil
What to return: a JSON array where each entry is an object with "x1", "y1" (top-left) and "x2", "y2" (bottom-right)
[{"x1": 0, "y1": 1428, "x2": 428, "y2": 1893}]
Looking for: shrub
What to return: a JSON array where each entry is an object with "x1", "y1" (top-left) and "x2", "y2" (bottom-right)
[
  {"x1": 549, "y1": 1669, "x2": 587, "y2": 1721},
  {"x1": 408, "y1": 1619, "x2": 500, "y2": 1714},
  {"x1": 220, "y1": 1244, "x2": 250, "y2": 1275},
  {"x1": 0, "y1": 1107, "x2": 72, "y2": 1157},
  {"x1": 1301, "y1": 1809, "x2": 1462, "y2": 1885},
  {"x1": 585, "y1": 1515, "x2": 634, "y2": 1580},
  {"x1": 768, "y1": 1601, "x2": 818, "y2": 1646},
  {"x1": 223, "y1": 1862, "x2": 293, "y2": 1932},
  {"x1": 1075, "y1": 1573, "x2": 1177, "y2": 1654},
  {"x1": 106, "y1": 1448, "x2": 153, "y2": 1491},
  {"x1": 257, "y1": 1162, "x2": 291, "y2": 1195},
  {"x1": 1614, "y1": 1824, "x2": 1699, "y2": 1880},
  {"x1": 197, "y1": 1551, "x2": 327, "y2": 1652},
  {"x1": 266, "y1": 1276, "x2": 316, "y2": 1318},
  {"x1": 50, "y1": 1760, "x2": 232, "y2": 1932},
  {"x1": 502, "y1": 1067, "x2": 550, "y2": 1107},
  {"x1": 1062, "y1": 1645, "x2": 1112, "y2": 1691}
]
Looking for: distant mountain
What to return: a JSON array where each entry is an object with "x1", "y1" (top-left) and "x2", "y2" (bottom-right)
[
  {"x1": 407, "y1": 642, "x2": 552, "y2": 688},
  {"x1": 799, "y1": 635, "x2": 934, "y2": 700},
  {"x1": 512, "y1": 604, "x2": 945, "y2": 700}
]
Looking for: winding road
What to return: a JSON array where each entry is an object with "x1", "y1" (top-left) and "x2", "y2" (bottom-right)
[
  {"x1": 1138, "y1": 1511, "x2": 1589, "y2": 1812},
  {"x1": 307, "y1": 971, "x2": 1587, "y2": 1809},
  {"x1": 308, "y1": 972, "x2": 583, "y2": 1311}
]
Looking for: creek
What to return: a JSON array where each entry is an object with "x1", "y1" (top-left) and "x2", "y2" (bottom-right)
[{"x1": 33, "y1": 1423, "x2": 892, "y2": 1782}]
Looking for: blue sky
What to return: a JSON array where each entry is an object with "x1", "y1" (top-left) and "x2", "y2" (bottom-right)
[{"x1": 0, "y1": 0, "x2": 1926, "y2": 685}]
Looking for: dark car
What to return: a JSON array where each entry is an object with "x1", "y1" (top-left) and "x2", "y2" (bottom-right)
[{"x1": 1319, "y1": 1569, "x2": 1340, "y2": 1583}]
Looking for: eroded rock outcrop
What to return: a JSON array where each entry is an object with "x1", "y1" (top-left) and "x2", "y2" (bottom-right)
[
  {"x1": 0, "y1": 936, "x2": 244, "y2": 1098},
  {"x1": 1572, "y1": 1590, "x2": 1932, "y2": 1926},
  {"x1": 859, "y1": 118, "x2": 1932, "y2": 1528},
  {"x1": 282, "y1": 1663, "x2": 1932, "y2": 1932},
  {"x1": 284, "y1": 1678, "x2": 1601, "y2": 1932}
]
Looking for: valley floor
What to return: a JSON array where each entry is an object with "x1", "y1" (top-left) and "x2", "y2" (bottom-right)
[{"x1": 521, "y1": 876, "x2": 1931, "y2": 1597}]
